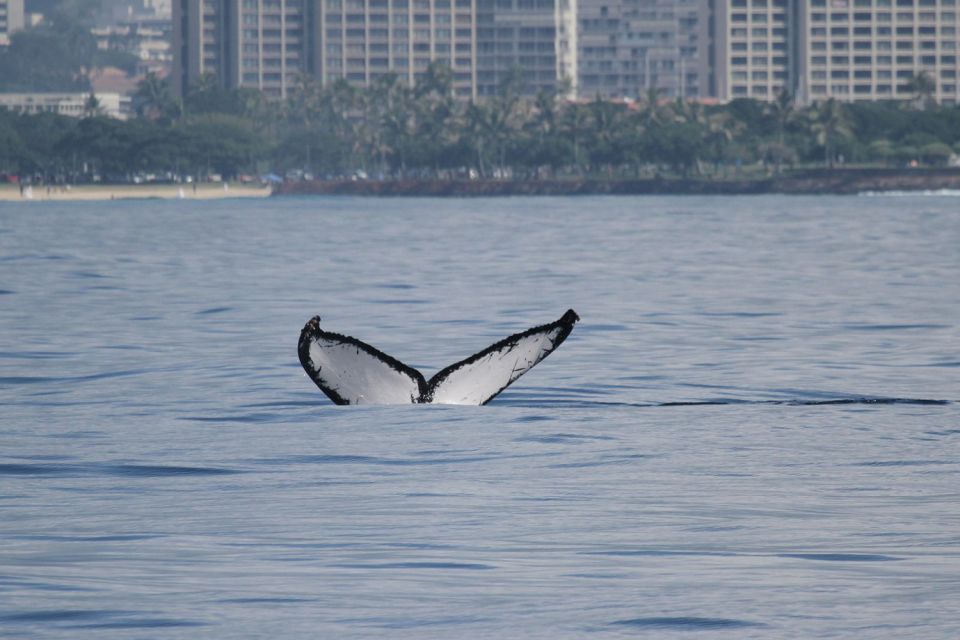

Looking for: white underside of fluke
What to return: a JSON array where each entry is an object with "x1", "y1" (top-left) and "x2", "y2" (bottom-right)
[{"x1": 298, "y1": 310, "x2": 579, "y2": 406}]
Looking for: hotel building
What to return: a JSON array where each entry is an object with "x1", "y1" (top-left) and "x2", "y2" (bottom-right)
[
  {"x1": 714, "y1": 0, "x2": 960, "y2": 103},
  {"x1": 714, "y1": 0, "x2": 794, "y2": 101},
  {"x1": 578, "y1": 0, "x2": 712, "y2": 99},
  {"x1": 173, "y1": 0, "x2": 576, "y2": 99},
  {"x1": 173, "y1": 0, "x2": 309, "y2": 99},
  {"x1": 796, "y1": 0, "x2": 960, "y2": 105},
  {"x1": 0, "y1": 0, "x2": 24, "y2": 46}
]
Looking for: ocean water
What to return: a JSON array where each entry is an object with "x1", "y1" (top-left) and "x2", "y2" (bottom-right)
[{"x1": 1, "y1": 195, "x2": 958, "y2": 638}]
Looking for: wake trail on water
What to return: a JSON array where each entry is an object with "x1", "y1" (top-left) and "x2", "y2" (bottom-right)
[{"x1": 494, "y1": 396, "x2": 951, "y2": 409}]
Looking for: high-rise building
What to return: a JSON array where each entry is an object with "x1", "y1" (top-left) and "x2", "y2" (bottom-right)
[
  {"x1": 796, "y1": 0, "x2": 960, "y2": 105},
  {"x1": 173, "y1": 0, "x2": 576, "y2": 99},
  {"x1": 577, "y1": 0, "x2": 711, "y2": 99},
  {"x1": 0, "y1": 0, "x2": 25, "y2": 46},
  {"x1": 714, "y1": 0, "x2": 793, "y2": 101},
  {"x1": 713, "y1": 0, "x2": 960, "y2": 104},
  {"x1": 475, "y1": 0, "x2": 578, "y2": 97},
  {"x1": 173, "y1": 0, "x2": 309, "y2": 99}
]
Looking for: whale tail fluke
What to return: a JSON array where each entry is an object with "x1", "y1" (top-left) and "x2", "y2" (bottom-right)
[{"x1": 298, "y1": 310, "x2": 579, "y2": 406}]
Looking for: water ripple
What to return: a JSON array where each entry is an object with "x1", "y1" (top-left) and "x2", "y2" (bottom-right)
[
  {"x1": 611, "y1": 616, "x2": 766, "y2": 629},
  {"x1": 0, "y1": 463, "x2": 242, "y2": 477},
  {"x1": 332, "y1": 562, "x2": 494, "y2": 570},
  {"x1": 779, "y1": 553, "x2": 902, "y2": 562}
]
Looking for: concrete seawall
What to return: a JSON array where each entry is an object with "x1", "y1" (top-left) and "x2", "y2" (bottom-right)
[{"x1": 275, "y1": 168, "x2": 960, "y2": 197}]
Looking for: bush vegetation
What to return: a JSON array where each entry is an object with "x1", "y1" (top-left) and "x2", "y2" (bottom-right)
[{"x1": 2, "y1": 65, "x2": 960, "y2": 183}]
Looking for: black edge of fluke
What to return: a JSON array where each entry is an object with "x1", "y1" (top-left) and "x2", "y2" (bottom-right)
[
  {"x1": 298, "y1": 315, "x2": 429, "y2": 405},
  {"x1": 298, "y1": 310, "x2": 580, "y2": 406},
  {"x1": 425, "y1": 308, "x2": 580, "y2": 405}
]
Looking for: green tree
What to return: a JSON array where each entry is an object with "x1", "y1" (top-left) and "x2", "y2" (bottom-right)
[
  {"x1": 179, "y1": 114, "x2": 263, "y2": 180},
  {"x1": 905, "y1": 71, "x2": 937, "y2": 110},
  {"x1": 808, "y1": 99, "x2": 853, "y2": 168},
  {"x1": 764, "y1": 90, "x2": 799, "y2": 173},
  {"x1": 133, "y1": 72, "x2": 181, "y2": 124}
]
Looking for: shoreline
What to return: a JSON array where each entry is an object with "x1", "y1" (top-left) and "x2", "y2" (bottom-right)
[
  {"x1": 274, "y1": 168, "x2": 960, "y2": 197},
  {"x1": 0, "y1": 183, "x2": 272, "y2": 202}
]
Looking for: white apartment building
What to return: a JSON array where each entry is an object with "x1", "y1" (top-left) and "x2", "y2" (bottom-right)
[
  {"x1": 578, "y1": 0, "x2": 711, "y2": 99},
  {"x1": 0, "y1": 0, "x2": 24, "y2": 46},
  {"x1": 312, "y1": 0, "x2": 575, "y2": 98},
  {"x1": 715, "y1": 0, "x2": 960, "y2": 103},
  {"x1": 715, "y1": 0, "x2": 793, "y2": 101},
  {"x1": 174, "y1": 0, "x2": 575, "y2": 99},
  {"x1": 173, "y1": 0, "x2": 308, "y2": 99},
  {"x1": 314, "y1": 0, "x2": 479, "y2": 97},
  {"x1": 797, "y1": 0, "x2": 960, "y2": 105},
  {"x1": 0, "y1": 93, "x2": 128, "y2": 119}
]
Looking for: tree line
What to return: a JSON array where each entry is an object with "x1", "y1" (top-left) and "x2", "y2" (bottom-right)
[{"x1": 2, "y1": 65, "x2": 960, "y2": 184}]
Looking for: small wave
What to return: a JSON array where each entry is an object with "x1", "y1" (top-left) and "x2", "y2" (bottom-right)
[
  {"x1": 68, "y1": 619, "x2": 206, "y2": 629},
  {"x1": 842, "y1": 323, "x2": 950, "y2": 331},
  {"x1": 584, "y1": 549, "x2": 737, "y2": 558},
  {"x1": 195, "y1": 306, "x2": 233, "y2": 315},
  {"x1": 105, "y1": 464, "x2": 241, "y2": 477},
  {"x1": 1, "y1": 610, "x2": 127, "y2": 624},
  {"x1": 779, "y1": 553, "x2": 901, "y2": 562},
  {"x1": 494, "y1": 396, "x2": 950, "y2": 409},
  {"x1": 850, "y1": 460, "x2": 953, "y2": 467},
  {"x1": 363, "y1": 298, "x2": 432, "y2": 305},
  {"x1": 0, "y1": 369, "x2": 145, "y2": 386},
  {"x1": 332, "y1": 562, "x2": 494, "y2": 570},
  {"x1": 859, "y1": 189, "x2": 960, "y2": 196},
  {"x1": 548, "y1": 453, "x2": 654, "y2": 469},
  {"x1": 267, "y1": 453, "x2": 498, "y2": 466},
  {"x1": 180, "y1": 412, "x2": 288, "y2": 423},
  {"x1": 218, "y1": 597, "x2": 315, "y2": 604},
  {"x1": 0, "y1": 463, "x2": 241, "y2": 477},
  {"x1": 513, "y1": 432, "x2": 617, "y2": 444},
  {"x1": 611, "y1": 616, "x2": 765, "y2": 629},
  {"x1": 0, "y1": 463, "x2": 66, "y2": 476}
]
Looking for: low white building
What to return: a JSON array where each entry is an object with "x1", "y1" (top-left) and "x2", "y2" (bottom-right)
[
  {"x1": 0, "y1": 0, "x2": 25, "y2": 46},
  {"x1": 0, "y1": 92, "x2": 129, "y2": 119}
]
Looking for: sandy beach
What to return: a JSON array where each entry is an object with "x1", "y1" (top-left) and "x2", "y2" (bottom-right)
[{"x1": 0, "y1": 182, "x2": 273, "y2": 202}]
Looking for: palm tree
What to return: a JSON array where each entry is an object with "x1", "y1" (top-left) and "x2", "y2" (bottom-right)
[
  {"x1": 585, "y1": 96, "x2": 628, "y2": 175},
  {"x1": 764, "y1": 89, "x2": 798, "y2": 174},
  {"x1": 637, "y1": 87, "x2": 669, "y2": 128},
  {"x1": 905, "y1": 71, "x2": 936, "y2": 110},
  {"x1": 286, "y1": 73, "x2": 324, "y2": 128},
  {"x1": 558, "y1": 101, "x2": 592, "y2": 176},
  {"x1": 133, "y1": 72, "x2": 180, "y2": 124},
  {"x1": 807, "y1": 98, "x2": 853, "y2": 168},
  {"x1": 82, "y1": 91, "x2": 102, "y2": 118}
]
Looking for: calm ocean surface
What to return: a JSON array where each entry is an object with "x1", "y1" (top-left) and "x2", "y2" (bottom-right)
[{"x1": 1, "y1": 195, "x2": 958, "y2": 638}]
